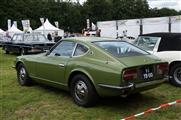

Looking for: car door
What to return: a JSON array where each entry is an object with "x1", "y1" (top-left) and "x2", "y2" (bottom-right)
[{"x1": 35, "y1": 40, "x2": 76, "y2": 85}]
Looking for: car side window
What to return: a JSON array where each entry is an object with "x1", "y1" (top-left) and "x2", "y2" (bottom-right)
[
  {"x1": 16, "y1": 35, "x2": 23, "y2": 41},
  {"x1": 74, "y1": 44, "x2": 88, "y2": 56},
  {"x1": 12, "y1": 35, "x2": 17, "y2": 41},
  {"x1": 25, "y1": 35, "x2": 34, "y2": 41},
  {"x1": 49, "y1": 41, "x2": 76, "y2": 57}
]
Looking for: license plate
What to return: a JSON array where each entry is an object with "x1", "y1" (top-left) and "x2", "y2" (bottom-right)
[{"x1": 141, "y1": 66, "x2": 154, "y2": 80}]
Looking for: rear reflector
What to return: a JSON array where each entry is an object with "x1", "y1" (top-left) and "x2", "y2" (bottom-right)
[
  {"x1": 157, "y1": 63, "x2": 169, "y2": 75},
  {"x1": 123, "y1": 68, "x2": 137, "y2": 81}
]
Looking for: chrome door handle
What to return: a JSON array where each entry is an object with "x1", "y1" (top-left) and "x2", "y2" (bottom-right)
[{"x1": 59, "y1": 63, "x2": 65, "y2": 67}]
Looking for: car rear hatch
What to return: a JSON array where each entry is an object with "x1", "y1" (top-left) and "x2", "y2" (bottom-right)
[{"x1": 116, "y1": 55, "x2": 168, "y2": 84}]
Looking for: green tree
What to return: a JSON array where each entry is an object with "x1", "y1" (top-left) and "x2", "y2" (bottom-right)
[{"x1": 0, "y1": 0, "x2": 180, "y2": 32}]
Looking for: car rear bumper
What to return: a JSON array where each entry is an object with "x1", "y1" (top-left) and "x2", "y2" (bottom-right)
[{"x1": 98, "y1": 78, "x2": 168, "y2": 96}]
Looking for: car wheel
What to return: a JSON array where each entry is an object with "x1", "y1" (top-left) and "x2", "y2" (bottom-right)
[
  {"x1": 70, "y1": 74, "x2": 98, "y2": 107},
  {"x1": 17, "y1": 63, "x2": 32, "y2": 86},
  {"x1": 169, "y1": 64, "x2": 181, "y2": 87}
]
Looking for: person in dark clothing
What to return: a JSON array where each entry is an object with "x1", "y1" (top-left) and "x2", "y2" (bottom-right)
[
  {"x1": 96, "y1": 29, "x2": 101, "y2": 37},
  {"x1": 47, "y1": 33, "x2": 52, "y2": 41},
  {"x1": 54, "y1": 33, "x2": 62, "y2": 42}
]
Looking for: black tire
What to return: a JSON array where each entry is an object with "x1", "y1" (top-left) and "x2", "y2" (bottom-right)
[
  {"x1": 169, "y1": 64, "x2": 181, "y2": 87},
  {"x1": 70, "y1": 74, "x2": 98, "y2": 107},
  {"x1": 17, "y1": 63, "x2": 32, "y2": 86}
]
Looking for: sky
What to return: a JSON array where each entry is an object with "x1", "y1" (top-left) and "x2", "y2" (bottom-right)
[
  {"x1": 72, "y1": 0, "x2": 181, "y2": 11},
  {"x1": 148, "y1": 0, "x2": 181, "y2": 11}
]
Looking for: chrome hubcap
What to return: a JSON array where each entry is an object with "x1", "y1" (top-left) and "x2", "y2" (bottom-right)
[
  {"x1": 174, "y1": 67, "x2": 181, "y2": 84},
  {"x1": 19, "y1": 67, "x2": 26, "y2": 82},
  {"x1": 75, "y1": 81, "x2": 88, "y2": 101}
]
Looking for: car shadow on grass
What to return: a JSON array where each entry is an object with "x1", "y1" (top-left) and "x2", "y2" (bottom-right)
[
  {"x1": 98, "y1": 93, "x2": 158, "y2": 107},
  {"x1": 32, "y1": 82, "x2": 70, "y2": 96},
  {"x1": 33, "y1": 82, "x2": 161, "y2": 109}
]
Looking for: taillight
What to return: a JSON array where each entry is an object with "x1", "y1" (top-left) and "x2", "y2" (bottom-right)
[
  {"x1": 123, "y1": 68, "x2": 138, "y2": 81},
  {"x1": 156, "y1": 63, "x2": 169, "y2": 75}
]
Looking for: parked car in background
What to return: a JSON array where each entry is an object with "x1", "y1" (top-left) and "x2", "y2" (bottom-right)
[
  {"x1": 0, "y1": 35, "x2": 11, "y2": 47},
  {"x1": 0, "y1": 34, "x2": 3, "y2": 46},
  {"x1": 15, "y1": 37, "x2": 168, "y2": 107},
  {"x1": 84, "y1": 31, "x2": 96, "y2": 36},
  {"x1": 2, "y1": 33, "x2": 55, "y2": 55},
  {"x1": 117, "y1": 36, "x2": 136, "y2": 43},
  {"x1": 134, "y1": 33, "x2": 181, "y2": 87}
]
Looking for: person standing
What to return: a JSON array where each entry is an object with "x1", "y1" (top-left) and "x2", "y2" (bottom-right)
[
  {"x1": 96, "y1": 29, "x2": 101, "y2": 37},
  {"x1": 47, "y1": 33, "x2": 52, "y2": 41}
]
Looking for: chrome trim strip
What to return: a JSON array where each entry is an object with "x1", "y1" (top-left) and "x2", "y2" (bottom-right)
[
  {"x1": 59, "y1": 63, "x2": 65, "y2": 67},
  {"x1": 71, "y1": 43, "x2": 78, "y2": 57},
  {"x1": 98, "y1": 79, "x2": 166, "y2": 90},
  {"x1": 98, "y1": 83, "x2": 134, "y2": 90}
]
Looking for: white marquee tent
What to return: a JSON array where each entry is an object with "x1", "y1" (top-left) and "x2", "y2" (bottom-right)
[
  {"x1": 7, "y1": 24, "x2": 23, "y2": 37},
  {"x1": 97, "y1": 21, "x2": 117, "y2": 38},
  {"x1": 34, "y1": 19, "x2": 64, "y2": 37},
  {"x1": 97, "y1": 15, "x2": 181, "y2": 38},
  {"x1": 0, "y1": 28, "x2": 4, "y2": 34}
]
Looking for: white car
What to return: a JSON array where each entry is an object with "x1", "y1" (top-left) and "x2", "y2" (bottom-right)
[
  {"x1": 134, "y1": 33, "x2": 181, "y2": 87},
  {"x1": 117, "y1": 36, "x2": 136, "y2": 43}
]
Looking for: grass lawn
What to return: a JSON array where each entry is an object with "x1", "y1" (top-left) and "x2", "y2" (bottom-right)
[{"x1": 0, "y1": 48, "x2": 181, "y2": 120}]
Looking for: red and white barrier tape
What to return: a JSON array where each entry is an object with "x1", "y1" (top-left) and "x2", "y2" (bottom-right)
[{"x1": 121, "y1": 99, "x2": 181, "y2": 120}]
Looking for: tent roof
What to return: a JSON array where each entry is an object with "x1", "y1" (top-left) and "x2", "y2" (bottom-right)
[
  {"x1": 34, "y1": 19, "x2": 63, "y2": 31},
  {"x1": 8, "y1": 24, "x2": 23, "y2": 33},
  {"x1": 0, "y1": 28, "x2": 4, "y2": 33}
]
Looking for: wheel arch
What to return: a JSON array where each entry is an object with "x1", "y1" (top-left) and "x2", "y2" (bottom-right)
[
  {"x1": 169, "y1": 61, "x2": 181, "y2": 72},
  {"x1": 67, "y1": 70, "x2": 95, "y2": 90},
  {"x1": 15, "y1": 61, "x2": 25, "y2": 70}
]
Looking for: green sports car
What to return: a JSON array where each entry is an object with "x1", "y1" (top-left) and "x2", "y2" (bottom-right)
[{"x1": 15, "y1": 37, "x2": 168, "y2": 107}]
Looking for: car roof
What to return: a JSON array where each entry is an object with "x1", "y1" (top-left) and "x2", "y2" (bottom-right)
[
  {"x1": 63, "y1": 37, "x2": 117, "y2": 43},
  {"x1": 14, "y1": 33, "x2": 45, "y2": 36},
  {"x1": 140, "y1": 32, "x2": 181, "y2": 38},
  {"x1": 140, "y1": 33, "x2": 181, "y2": 51}
]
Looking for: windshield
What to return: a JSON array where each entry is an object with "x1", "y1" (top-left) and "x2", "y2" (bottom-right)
[
  {"x1": 93, "y1": 41, "x2": 149, "y2": 57},
  {"x1": 134, "y1": 36, "x2": 160, "y2": 51},
  {"x1": 24, "y1": 34, "x2": 48, "y2": 42}
]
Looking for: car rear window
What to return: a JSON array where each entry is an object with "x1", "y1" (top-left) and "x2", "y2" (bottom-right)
[
  {"x1": 134, "y1": 36, "x2": 160, "y2": 51},
  {"x1": 93, "y1": 41, "x2": 149, "y2": 57}
]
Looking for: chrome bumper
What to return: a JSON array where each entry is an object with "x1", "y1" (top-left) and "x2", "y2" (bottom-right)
[
  {"x1": 98, "y1": 82, "x2": 134, "y2": 90},
  {"x1": 98, "y1": 79, "x2": 167, "y2": 91}
]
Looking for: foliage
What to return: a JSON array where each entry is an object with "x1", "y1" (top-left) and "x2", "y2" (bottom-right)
[{"x1": 0, "y1": 0, "x2": 180, "y2": 32}]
